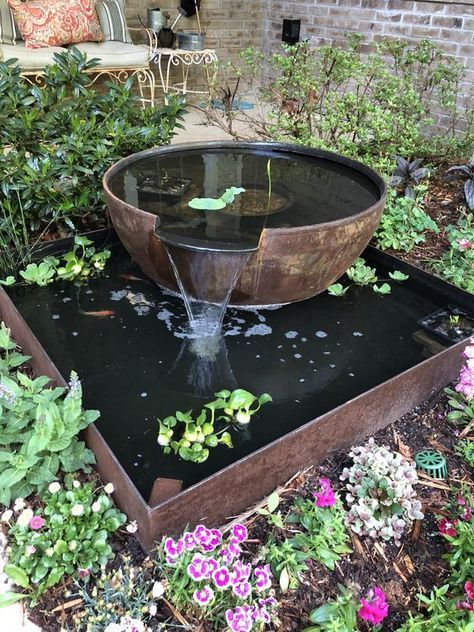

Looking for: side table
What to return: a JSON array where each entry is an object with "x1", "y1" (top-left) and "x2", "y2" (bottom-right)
[{"x1": 152, "y1": 48, "x2": 218, "y2": 100}]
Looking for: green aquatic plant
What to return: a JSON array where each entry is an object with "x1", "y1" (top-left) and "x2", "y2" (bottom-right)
[
  {"x1": 157, "y1": 389, "x2": 272, "y2": 463},
  {"x1": 188, "y1": 186, "x2": 246, "y2": 211}
]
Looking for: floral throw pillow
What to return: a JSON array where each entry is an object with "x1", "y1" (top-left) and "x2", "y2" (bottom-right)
[{"x1": 7, "y1": 0, "x2": 103, "y2": 49}]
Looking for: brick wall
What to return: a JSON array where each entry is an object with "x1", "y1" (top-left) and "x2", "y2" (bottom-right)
[
  {"x1": 262, "y1": 0, "x2": 474, "y2": 124},
  {"x1": 125, "y1": 0, "x2": 267, "y2": 65}
]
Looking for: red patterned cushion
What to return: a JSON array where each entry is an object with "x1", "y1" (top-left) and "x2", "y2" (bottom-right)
[{"x1": 7, "y1": 0, "x2": 103, "y2": 49}]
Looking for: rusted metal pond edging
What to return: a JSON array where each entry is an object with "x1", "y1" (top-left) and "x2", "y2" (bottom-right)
[{"x1": 0, "y1": 262, "x2": 472, "y2": 551}]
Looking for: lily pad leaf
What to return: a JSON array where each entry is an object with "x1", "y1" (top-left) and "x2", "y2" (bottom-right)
[
  {"x1": 327, "y1": 283, "x2": 348, "y2": 297},
  {"x1": 373, "y1": 283, "x2": 391, "y2": 295},
  {"x1": 188, "y1": 197, "x2": 226, "y2": 210}
]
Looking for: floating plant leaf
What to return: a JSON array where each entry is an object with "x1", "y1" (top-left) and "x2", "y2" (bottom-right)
[
  {"x1": 188, "y1": 187, "x2": 246, "y2": 211},
  {"x1": 188, "y1": 197, "x2": 227, "y2": 210},
  {"x1": 327, "y1": 283, "x2": 349, "y2": 297},
  {"x1": 373, "y1": 283, "x2": 392, "y2": 295},
  {"x1": 220, "y1": 187, "x2": 246, "y2": 205},
  {"x1": 0, "y1": 276, "x2": 16, "y2": 286},
  {"x1": 389, "y1": 270, "x2": 409, "y2": 281}
]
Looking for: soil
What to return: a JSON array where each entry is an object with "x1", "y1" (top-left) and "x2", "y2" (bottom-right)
[
  {"x1": 377, "y1": 159, "x2": 468, "y2": 272},
  {"x1": 28, "y1": 388, "x2": 473, "y2": 632}
]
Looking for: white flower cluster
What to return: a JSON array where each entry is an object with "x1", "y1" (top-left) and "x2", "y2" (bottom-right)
[{"x1": 340, "y1": 438, "x2": 424, "y2": 543}]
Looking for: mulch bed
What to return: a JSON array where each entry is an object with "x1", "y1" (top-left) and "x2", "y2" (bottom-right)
[
  {"x1": 376, "y1": 160, "x2": 467, "y2": 273},
  {"x1": 29, "y1": 388, "x2": 472, "y2": 631}
]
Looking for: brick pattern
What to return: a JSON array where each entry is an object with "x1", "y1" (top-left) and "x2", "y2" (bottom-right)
[
  {"x1": 124, "y1": 0, "x2": 472, "y2": 126},
  {"x1": 262, "y1": 0, "x2": 473, "y2": 129}
]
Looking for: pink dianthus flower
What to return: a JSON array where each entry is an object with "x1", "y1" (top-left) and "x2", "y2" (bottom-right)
[
  {"x1": 358, "y1": 587, "x2": 389, "y2": 626},
  {"x1": 313, "y1": 478, "x2": 336, "y2": 507}
]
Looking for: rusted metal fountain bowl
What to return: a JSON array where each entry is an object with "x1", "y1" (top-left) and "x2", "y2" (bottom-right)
[{"x1": 103, "y1": 142, "x2": 386, "y2": 306}]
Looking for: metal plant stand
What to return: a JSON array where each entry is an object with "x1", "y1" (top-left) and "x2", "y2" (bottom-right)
[{"x1": 152, "y1": 47, "x2": 217, "y2": 100}]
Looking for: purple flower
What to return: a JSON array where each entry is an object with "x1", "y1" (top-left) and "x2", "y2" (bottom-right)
[
  {"x1": 232, "y1": 560, "x2": 252, "y2": 583},
  {"x1": 456, "y1": 364, "x2": 474, "y2": 400},
  {"x1": 228, "y1": 537, "x2": 242, "y2": 559},
  {"x1": 163, "y1": 537, "x2": 184, "y2": 560},
  {"x1": 193, "y1": 524, "x2": 222, "y2": 552},
  {"x1": 187, "y1": 554, "x2": 211, "y2": 581},
  {"x1": 68, "y1": 371, "x2": 81, "y2": 396},
  {"x1": 233, "y1": 580, "x2": 251, "y2": 599},
  {"x1": 254, "y1": 564, "x2": 272, "y2": 592},
  {"x1": 225, "y1": 606, "x2": 253, "y2": 632},
  {"x1": 194, "y1": 524, "x2": 211, "y2": 543},
  {"x1": 193, "y1": 585, "x2": 214, "y2": 606},
  {"x1": 231, "y1": 523, "x2": 248, "y2": 543},
  {"x1": 313, "y1": 478, "x2": 336, "y2": 508},
  {"x1": 219, "y1": 546, "x2": 234, "y2": 566},
  {"x1": 253, "y1": 605, "x2": 271, "y2": 624},
  {"x1": 212, "y1": 566, "x2": 231, "y2": 590},
  {"x1": 182, "y1": 531, "x2": 196, "y2": 551},
  {"x1": 358, "y1": 587, "x2": 389, "y2": 625},
  {"x1": 29, "y1": 515, "x2": 45, "y2": 530}
]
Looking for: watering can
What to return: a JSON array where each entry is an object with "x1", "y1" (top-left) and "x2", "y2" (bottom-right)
[{"x1": 147, "y1": 7, "x2": 168, "y2": 32}]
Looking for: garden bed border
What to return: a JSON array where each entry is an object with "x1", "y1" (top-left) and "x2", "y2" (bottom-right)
[{"x1": 0, "y1": 245, "x2": 471, "y2": 551}]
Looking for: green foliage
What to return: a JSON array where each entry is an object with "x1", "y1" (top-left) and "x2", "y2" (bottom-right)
[
  {"x1": 441, "y1": 515, "x2": 474, "y2": 587},
  {"x1": 257, "y1": 491, "x2": 284, "y2": 529},
  {"x1": 455, "y1": 440, "x2": 474, "y2": 468},
  {"x1": 346, "y1": 258, "x2": 378, "y2": 286},
  {"x1": 4, "y1": 476, "x2": 126, "y2": 600},
  {"x1": 188, "y1": 186, "x2": 246, "y2": 211},
  {"x1": 157, "y1": 389, "x2": 272, "y2": 463},
  {"x1": 444, "y1": 386, "x2": 474, "y2": 427},
  {"x1": 263, "y1": 494, "x2": 350, "y2": 591},
  {"x1": 327, "y1": 259, "x2": 408, "y2": 297},
  {"x1": 3, "y1": 235, "x2": 111, "y2": 287},
  {"x1": 232, "y1": 38, "x2": 470, "y2": 169},
  {"x1": 73, "y1": 555, "x2": 155, "y2": 631},
  {"x1": 0, "y1": 48, "x2": 185, "y2": 250},
  {"x1": 430, "y1": 213, "x2": 474, "y2": 293},
  {"x1": 304, "y1": 586, "x2": 358, "y2": 632},
  {"x1": 0, "y1": 324, "x2": 98, "y2": 505},
  {"x1": 375, "y1": 188, "x2": 439, "y2": 253},
  {"x1": 397, "y1": 584, "x2": 474, "y2": 631}
]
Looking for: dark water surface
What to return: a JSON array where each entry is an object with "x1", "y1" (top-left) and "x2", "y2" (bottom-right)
[
  {"x1": 109, "y1": 148, "x2": 380, "y2": 250},
  {"x1": 10, "y1": 246, "x2": 445, "y2": 501}
]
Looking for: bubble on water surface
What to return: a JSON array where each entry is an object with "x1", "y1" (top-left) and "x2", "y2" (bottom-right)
[
  {"x1": 51, "y1": 314, "x2": 60, "y2": 320},
  {"x1": 285, "y1": 331, "x2": 298, "y2": 339},
  {"x1": 111, "y1": 290, "x2": 128, "y2": 301},
  {"x1": 353, "y1": 331, "x2": 363, "y2": 337},
  {"x1": 244, "y1": 324, "x2": 272, "y2": 337},
  {"x1": 315, "y1": 330, "x2": 327, "y2": 338}
]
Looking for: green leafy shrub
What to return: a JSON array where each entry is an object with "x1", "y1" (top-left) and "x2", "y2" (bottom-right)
[
  {"x1": 397, "y1": 584, "x2": 474, "y2": 631},
  {"x1": 0, "y1": 48, "x2": 185, "y2": 260},
  {"x1": 3, "y1": 476, "x2": 126, "y2": 599},
  {"x1": 455, "y1": 440, "x2": 474, "y2": 468},
  {"x1": 228, "y1": 37, "x2": 470, "y2": 170},
  {"x1": 340, "y1": 438, "x2": 424, "y2": 543},
  {"x1": 430, "y1": 213, "x2": 474, "y2": 293},
  {"x1": 375, "y1": 188, "x2": 439, "y2": 252},
  {"x1": 263, "y1": 480, "x2": 350, "y2": 591},
  {"x1": 0, "y1": 323, "x2": 97, "y2": 505}
]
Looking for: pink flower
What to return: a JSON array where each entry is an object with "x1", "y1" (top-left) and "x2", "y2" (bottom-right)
[
  {"x1": 212, "y1": 566, "x2": 231, "y2": 590},
  {"x1": 254, "y1": 564, "x2": 272, "y2": 591},
  {"x1": 187, "y1": 554, "x2": 211, "y2": 581},
  {"x1": 463, "y1": 345, "x2": 474, "y2": 359},
  {"x1": 457, "y1": 239, "x2": 472, "y2": 251},
  {"x1": 193, "y1": 585, "x2": 214, "y2": 606},
  {"x1": 225, "y1": 606, "x2": 253, "y2": 632},
  {"x1": 25, "y1": 545, "x2": 36, "y2": 556},
  {"x1": 313, "y1": 478, "x2": 336, "y2": 508},
  {"x1": 438, "y1": 516, "x2": 458, "y2": 537},
  {"x1": 232, "y1": 580, "x2": 251, "y2": 599},
  {"x1": 456, "y1": 365, "x2": 474, "y2": 400},
  {"x1": 163, "y1": 537, "x2": 184, "y2": 560},
  {"x1": 358, "y1": 587, "x2": 389, "y2": 626},
  {"x1": 78, "y1": 568, "x2": 90, "y2": 578},
  {"x1": 231, "y1": 523, "x2": 248, "y2": 543},
  {"x1": 182, "y1": 531, "x2": 196, "y2": 551},
  {"x1": 29, "y1": 515, "x2": 45, "y2": 530},
  {"x1": 227, "y1": 537, "x2": 242, "y2": 559},
  {"x1": 231, "y1": 560, "x2": 252, "y2": 584},
  {"x1": 465, "y1": 581, "x2": 474, "y2": 600}
]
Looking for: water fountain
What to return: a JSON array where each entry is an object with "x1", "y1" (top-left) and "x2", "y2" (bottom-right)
[
  {"x1": 1, "y1": 142, "x2": 470, "y2": 549},
  {"x1": 103, "y1": 142, "x2": 387, "y2": 334}
]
